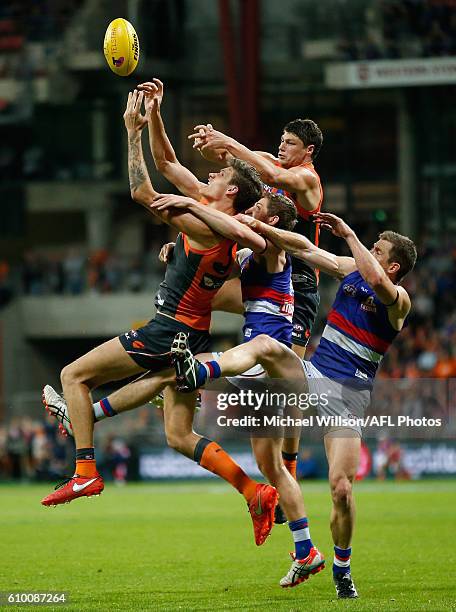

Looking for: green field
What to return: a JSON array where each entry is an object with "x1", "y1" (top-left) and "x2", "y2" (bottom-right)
[{"x1": 1, "y1": 480, "x2": 455, "y2": 611}]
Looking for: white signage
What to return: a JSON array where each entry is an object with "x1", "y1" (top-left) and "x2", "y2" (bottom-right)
[{"x1": 326, "y1": 57, "x2": 456, "y2": 89}]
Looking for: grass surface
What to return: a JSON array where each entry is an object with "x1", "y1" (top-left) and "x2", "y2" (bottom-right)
[{"x1": 1, "y1": 480, "x2": 455, "y2": 611}]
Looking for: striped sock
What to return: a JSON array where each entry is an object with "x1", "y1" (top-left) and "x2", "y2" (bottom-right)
[
  {"x1": 197, "y1": 360, "x2": 221, "y2": 386},
  {"x1": 93, "y1": 397, "x2": 118, "y2": 421},
  {"x1": 333, "y1": 546, "x2": 351, "y2": 575},
  {"x1": 289, "y1": 517, "x2": 313, "y2": 559}
]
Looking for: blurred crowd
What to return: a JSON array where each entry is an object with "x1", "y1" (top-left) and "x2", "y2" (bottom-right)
[
  {"x1": 0, "y1": 0, "x2": 82, "y2": 82},
  {"x1": 0, "y1": 414, "x2": 134, "y2": 483},
  {"x1": 338, "y1": 0, "x2": 456, "y2": 61},
  {"x1": 379, "y1": 235, "x2": 456, "y2": 379},
  {"x1": 0, "y1": 244, "x2": 165, "y2": 301}
]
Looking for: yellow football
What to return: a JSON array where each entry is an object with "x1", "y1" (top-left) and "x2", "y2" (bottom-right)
[{"x1": 103, "y1": 18, "x2": 139, "y2": 77}]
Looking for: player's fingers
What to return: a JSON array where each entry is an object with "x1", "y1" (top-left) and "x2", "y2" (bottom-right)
[
  {"x1": 126, "y1": 91, "x2": 133, "y2": 110},
  {"x1": 134, "y1": 90, "x2": 144, "y2": 112},
  {"x1": 319, "y1": 223, "x2": 333, "y2": 232},
  {"x1": 188, "y1": 131, "x2": 202, "y2": 140},
  {"x1": 153, "y1": 78, "x2": 164, "y2": 90}
]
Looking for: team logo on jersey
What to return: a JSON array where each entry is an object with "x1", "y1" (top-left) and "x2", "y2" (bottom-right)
[
  {"x1": 355, "y1": 369, "x2": 368, "y2": 380},
  {"x1": 343, "y1": 284, "x2": 357, "y2": 297},
  {"x1": 361, "y1": 296, "x2": 377, "y2": 313},
  {"x1": 200, "y1": 273, "x2": 226, "y2": 291}
]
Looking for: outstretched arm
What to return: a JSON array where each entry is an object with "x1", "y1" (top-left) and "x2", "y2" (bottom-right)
[
  {"x1": 139, "y1": 79, "x2": 206, "y2": 199},
  {"x1": 314, "y1": 213, "x2": 411, "y2": 315},
  {"x1": 152, "y1": 195, "x2": 268, "y2": 253},
  {"x1": 124, "y1": 90, "x2": 158, "y2": 206},
  {"x1": 190, "y1": 126, "x2": 319, "y2": 211},
  {"x1": 124, "y1": 91, "x2": 217, "y2": 241},
  {"x1": 235, "y1": 214, "x2": 355, "y2": 279}
]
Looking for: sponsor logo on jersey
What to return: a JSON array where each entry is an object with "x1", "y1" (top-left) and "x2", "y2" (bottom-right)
[{"x1": 361, "y1": 296, "x2": 377, "y2": 313}]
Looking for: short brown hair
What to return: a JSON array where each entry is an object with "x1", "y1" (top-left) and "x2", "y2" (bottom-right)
[
  {"x1": 229, "y1": 158, "x2": 263, "y2": 212},
  {"x1": 264, "y1": 192, "x2": 297, "y2": 231},
  {"x1": 284, "y1": 118, "x2": 323, "y2": 160},
  {"x1": 379, "y1": 231, "x2": 417, "y2": 281}
]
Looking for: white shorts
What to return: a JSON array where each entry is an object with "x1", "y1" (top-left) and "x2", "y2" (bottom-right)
[{"x1": 302, "y1": 360, "x2": 370, "y2": 436}]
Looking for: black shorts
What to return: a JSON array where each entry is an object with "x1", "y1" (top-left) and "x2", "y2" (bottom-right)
[
  {"x1": 292, "y1": 285, "x2": 320, "y2": 347},
  {"x1": 119, "y1": 313, "x2": 211, "y2": 373}
]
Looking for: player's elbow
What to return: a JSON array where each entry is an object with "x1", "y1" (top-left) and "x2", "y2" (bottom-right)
[
  {"x1": 131, "y1": 188, "x2": 153, "y2": 210},
  {"x1": 154, "y1": 158, "x2": 170, "y2": 173},
  {"x1": 232, "y1": 228, "x2": 259, "y2": 250},
  {"x1": 262, "y1": 167, "x2": 280, "y2": 185},
  {"x1": 367, "y1": 272, "x2": 387, "y2": 291},
  {"x1": 155, "y1": 158, "x2": 178, "y2": 178}
]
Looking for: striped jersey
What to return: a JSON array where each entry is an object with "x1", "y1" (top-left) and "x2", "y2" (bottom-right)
[
  {"x1": 155, "y1": 233, "x2": 236, "y2": 331},
  {"x1": 310, "y1": 270, "x2": 402, "y2": 388},
  {"x1": 237, "y1": 249, "x2": 294, "y2": 347},
  {"x1": 266, "y1": 161, "x2": 323, "y2": 289}
]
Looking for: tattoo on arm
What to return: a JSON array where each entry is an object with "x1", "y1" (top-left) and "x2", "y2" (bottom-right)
[{"x1": 128, "y1": 134, "x2": 148, "y2": 192}]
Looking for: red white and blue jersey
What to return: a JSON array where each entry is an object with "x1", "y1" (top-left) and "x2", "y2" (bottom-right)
[
  {"x1": 238, "y1": 249, "x2": 294, "y2": 347},
  {"x1": 310, "y1": 270, "x2": 402, "y2": 388}
]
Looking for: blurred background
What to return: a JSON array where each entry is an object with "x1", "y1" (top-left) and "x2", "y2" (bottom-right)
[{"x1": 0, "y1": 0, "x2": 455, "y2": 484}]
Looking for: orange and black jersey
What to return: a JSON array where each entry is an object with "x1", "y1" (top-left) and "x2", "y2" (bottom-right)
[
  {"x1": 155, "y1": 233, "x2": 237, "y2": 331},
  {"x1": 267, "y1": 161, "x2": 323, "y2": 289}
]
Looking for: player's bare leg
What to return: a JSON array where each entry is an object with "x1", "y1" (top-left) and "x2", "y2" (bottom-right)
[
  {"x1": 275, "y1": 343, "x2": 307, "y2": 524},
  {"x1": 219, "y1": 335, "x2": 304, "y2": 379},
  {"x1": 249, "y1": 438, "x2": 324, "y2": 587},
  {"x1": 44, "y1": 357, "x2": 208, "y2": 437},
  {"x1": 60, "y1": 338, "x2": 145, "y2": 448},
  {"x1": 162, "y1": 384, "x2": 278, "y2": 546},
  {"x1": 325, "y1": 433, "x2": 360, "y2": 598},
  {"x1": 251, "y1": 437, "x2": 305, "y2": 521},
  {"x1": 41, "y1": 338, "x2": 146, "y2": 507}
]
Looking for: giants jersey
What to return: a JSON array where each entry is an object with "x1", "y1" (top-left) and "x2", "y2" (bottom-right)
[
  {"x1": 237, "y1": 249, "x2": 294, "y2": 347},
  {"x1": 266, "y1": 161, "x2": 323, "y2": 289},
  {"x1": 155, "y1": 233, "x2": 236, "y2": 331},
  {"x1": 310, "y1": 270, "x2": 403, "y2": 388}
]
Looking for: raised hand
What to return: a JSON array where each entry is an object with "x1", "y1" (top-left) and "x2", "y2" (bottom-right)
[
  {"x1": 188, "y1": 125, "x2": 231, "y2": 152},
  {"x1": 137, "y1": 78, "x2": 164, "y2": 115},
  {"x1": 313, "y1": 212, "x2": 354, "y2": 239},
  {"x1": 234, "y1": 214, "x2": 260, "y2": 231},
  {"x1": 123, "y1": 90, "x2": 147, "y2": 133}
]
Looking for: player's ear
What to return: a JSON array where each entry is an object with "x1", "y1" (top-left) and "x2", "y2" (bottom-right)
[
  {"x1": 306, "y1": 143, "x2": 315, "y2": 157},
  {"x1": 388, "y1": 261, "x2": 400, "y2": 277},
  {"x1": 226, "y1": 185, "x2": 239, "y2": 197},
  {"x1": 268, "y1": 215, "x2": 280, "y2": 227}
]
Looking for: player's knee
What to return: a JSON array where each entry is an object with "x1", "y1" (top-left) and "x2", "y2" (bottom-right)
[
  {"x1": 254, "y1": 334, "x2": 285, "y2": 363},
  {"x1": 256, "y1": 456, "x2": 282, "y2": 484},
  {"x1": 60, "y1": 363, "x2": 79, "y2": 388},
  {"x1": 165, "y1": 431, "x2": 188, "y2": 455},
  {"x1": 330, "y1": 474, "x2": 353, "y2": 508}
]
